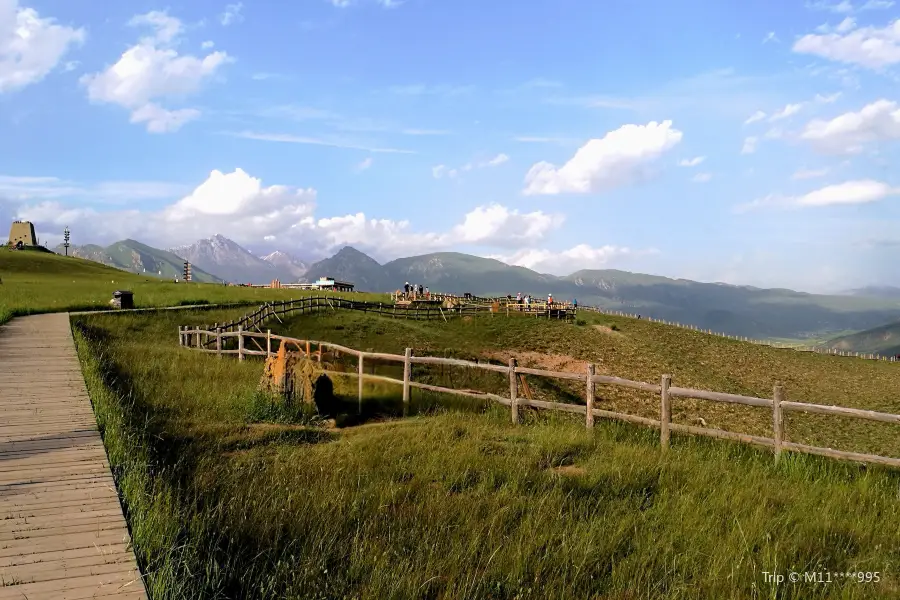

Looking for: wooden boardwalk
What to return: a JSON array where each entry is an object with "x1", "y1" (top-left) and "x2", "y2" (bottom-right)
[{"x1": 0, "y1": 314, "x2": 147, "y2": 599}]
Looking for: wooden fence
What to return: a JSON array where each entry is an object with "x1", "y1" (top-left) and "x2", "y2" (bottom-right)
[
  {"x1": 179, "y1": 326, "x2": 900, "y2": 470},
  {"x1": 183, "y1": 295, "x2": 574, "y2": 339}
]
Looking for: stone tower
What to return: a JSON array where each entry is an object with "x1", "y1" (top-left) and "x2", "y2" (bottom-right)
[{"x1": 8, "y1": 221, "x2": 37, "y2": 248}]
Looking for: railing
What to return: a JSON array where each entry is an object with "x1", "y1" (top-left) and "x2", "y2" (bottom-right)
[
  {"x1": 179, "y1": 328, "x2": 900, "y2": 470},
  {"x1": 182, "y1": 296, "x2": 574, "y2": 339}
]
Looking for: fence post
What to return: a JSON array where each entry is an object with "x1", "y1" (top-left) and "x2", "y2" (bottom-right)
[
  {"x1": 266, "y1": 329, "x2": 272, "y2": 358},
  {"x1": 403, "y1": 348, "x2": 412, "y2": 411},
  {"x1": 586, "y1": 363, "x2": 595, "y2": 428},
  {"x1": 216, "y1": 325, "x2": 222, "y2": 357},
  {"x1": 509, "y1": 358, "x2": 519, "y2": 424},
  {"x1": 179, "y1": 326, "x2": 184, "y2": 346},
  {"x1": 357, "y1": 352, "x2": 365, "y2": 414},
  {"x1": 660, "y1": 374, "x2": 672, "y2": 450},
  {"x1": 773, "y1": 383, "x2": 784, "y2": 462},
  {"x1": 195, "y1": 327, "x2": 201, "y2": 349},
  {"x1": 238, "y1": 325, "x2": 244, "y2": 361}
]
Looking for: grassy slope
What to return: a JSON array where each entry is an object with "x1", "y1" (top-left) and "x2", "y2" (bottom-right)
[
  {"x1": 0, "y1": 249, "x2": 387, "y2": 324},
  {"x1": 74, "y1": 307, "x2": 900, "y2": 599},
  {"x1": 280, "y1": 309, "x2": 900, "y2": 457}
]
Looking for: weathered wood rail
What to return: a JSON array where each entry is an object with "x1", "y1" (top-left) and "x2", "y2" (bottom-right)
[{"x1": 179, "y1": 327, "x2": 900, "y2": 470}]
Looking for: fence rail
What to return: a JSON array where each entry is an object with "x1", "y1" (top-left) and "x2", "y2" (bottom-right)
[{"x1": 179, "y1": 326, "x2": 900, "y2": 470}]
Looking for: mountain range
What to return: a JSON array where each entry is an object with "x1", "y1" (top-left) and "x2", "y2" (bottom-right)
[
  {"x1": 55, "y1": 234, "x2": 900, "y2": 340},
  {"x1": 55, "y1": 239, "x2": 221, "y2": 283},
  {"x1": 301, "y1": 247, "x2": 900, "y2": 340},
  {"x1": 168, "y1": 234, "x2": 308, "y2": 285}
]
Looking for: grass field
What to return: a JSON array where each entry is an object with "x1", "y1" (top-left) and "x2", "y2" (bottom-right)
[
  {"x1": 0, "y1": 248, "x2": 386, "y2": 324},
  {"x1": 72, "y1": 306, "x2": 900, "y2": 599}
]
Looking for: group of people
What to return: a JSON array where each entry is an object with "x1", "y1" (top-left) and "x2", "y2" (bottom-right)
[
  {"x1": 507, "y1": 292, "x2": 577, "y2": 308},
  {"x1": 402, "y1": 281, "x2": 430, "y2": 299}
]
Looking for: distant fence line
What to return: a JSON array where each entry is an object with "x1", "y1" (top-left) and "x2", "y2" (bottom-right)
[
  {"x1": 179, "y1": 295, "x2": 574, "y2": 340},
  {"x1": 421, "y1": 294, "x2": 897, "y2": 364},
  {"x1": 178, "y1": 327, "x2": 900, "y2": 471},
  {"x1": 172, "y1": 291, "x2": 891, "y2": 364}
]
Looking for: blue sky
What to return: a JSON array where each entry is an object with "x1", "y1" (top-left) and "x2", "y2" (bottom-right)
[{"x1": 1, "y1": 0, "x2": 900, "y2": 292}]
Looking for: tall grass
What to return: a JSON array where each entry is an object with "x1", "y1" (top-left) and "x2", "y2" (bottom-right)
[{"x1": 72, "y1": 308, "x2": 900, "y2": 599}]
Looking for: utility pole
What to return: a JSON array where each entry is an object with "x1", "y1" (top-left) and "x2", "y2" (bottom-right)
[
  {"x1": 63, "y1": 226, "x2": 70, "y2": 256},
  {"x1": 183, "y1": 261, "x2": 192, "y2": 282}
]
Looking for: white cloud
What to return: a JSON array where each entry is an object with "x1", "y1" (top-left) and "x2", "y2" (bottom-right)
[
  {"x1": 433, "y1": 153, "x2": 509, "y2": 179},
  {"x1": 356, "y1": 157, "x2": 373, "y2": 171},
  {"x1": 0, "y1": 1, "x2": 85, "y2": 93},
  {"x1": 220, "y1": 3, "x2": 244, "y2": 26},
  {"x1": 451, "y1": 204, "x2": 563, "y2": 247},
  {"x1": 201, "y1": 40, "x2": 215, "y2": 49},
  {"x1": 0, "y1": 174, "x2": 190, "y2": 202},
  {"x1": 793, "y1": 18, "x2": 900, "y2": 69},
  {"x1": 792, "y1": 167, "x2": 830, "y2": 179},
  {"x1": 522, "y1": 120, "x2": 683, "y2": 196},
  {"x1": 691, "y1": 172, "x2": 712, "y2": 183},
  {"x1": 489, "y1": 244, "x2": 649, "y2": 275},
  {"x1": 513, "y1": 136, "x2": 576, "y2": 144},
  {"x1": 736, "y1": 179, "x2": 897, "y2": 212},
  {"x1": 744, "y1": 110, "x2": 766, "y2": 124},
  {"x1": 800, "y1": 99, "x2": 900, "y2": 153},
  {"x1": 80, "y1": 11, "x2": 230, "y2": 133},
  {"x1": 678, "y1": 156, "x2": 705, "y2": 167},
  {"x1": 484, "y1": 153, "x2": 509, "y2": 167},
  {"x1": 14, "y1": 168, "x2": 564, "y2": 259},
  {"x1": 741, "y1": 136, "x2": 758, "y2": 154},
  {"x1": 861, "y1": 0, "x2": 895, "y2": 8},
  {"x1": 769, "y1": 103, "x2": 804, "y2": 121},
  {"x1": 805, "y1": 1, "x2": 855, "y2": 12},
  {"x1": 230, "y1": 131, "x2": 414, "y2": 154},
  {"x1": 815, "y1": 92, "x2": 842, "y2": 103},
  {"x1": 329, "y1": 0, "x2": 403, "y2": 6},
  {"x1": 763, "y1": 32, "x2": 779, "y2": 43},
  {"x1": 401, "y1": 128, "x2": 451, "y2": 135}
]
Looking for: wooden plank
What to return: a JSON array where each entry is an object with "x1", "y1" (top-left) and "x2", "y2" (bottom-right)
[
  {"x1": 0, "y1": 314, "x2": 147, "y2": 599},
  {"x1": 668, "y1": 386, "x2": 772, "y2": 408},
  {"x1": 780, "y1": 400, "x2": 900, "y2": 424},
  {"x1": 669, "y1": 423, "x2": 776, "y2": 448},
  {"x1": 411, "y1": 355, "x2": 509, "y2": 373},
  {"x1": 781, "y1": 442, "x2": 900, "y2": 468}
]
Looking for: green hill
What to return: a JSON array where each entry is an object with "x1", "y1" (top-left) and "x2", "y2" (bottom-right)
[
  {"x1": 823, "y1": 321, "x2": 900, "y2": 357},
  {"x1": 55, "y1": 239, "x2": 222, "y2": 283},
  {"x1": 0, "y1": 248, "x2": 380, "y2": 323}
]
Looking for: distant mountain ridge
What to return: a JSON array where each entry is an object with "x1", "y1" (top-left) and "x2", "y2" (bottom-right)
[
  {"x1": 169, "y1": 234, "x2": 307, "y2": 284},
  {"x1": 56, "y1": 235, "x2": 900, "y2": 340},
  {"x1": 55, "y1": 239, "x2": 221, "y2": 283},
  {"x1": 843, "y1": 286, "x2": 900, "y2": 299},
  {"x1": 302, "y1": 246, "x2": 900, "y2": 340}
]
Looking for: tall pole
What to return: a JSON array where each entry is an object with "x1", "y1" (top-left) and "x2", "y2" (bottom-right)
[{"x1": 63, "y1": 226, "x2": 70, "y2": 256}]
